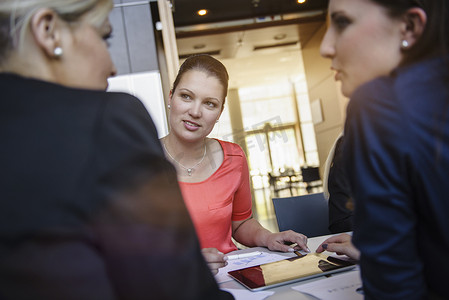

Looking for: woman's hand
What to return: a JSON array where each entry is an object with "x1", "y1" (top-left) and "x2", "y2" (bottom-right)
[
  {"x1": 201, "y1": 248, "x2": 228, "y2": 275},
  {"x1": 265, "y1": 230, "x2": 310, "y2": 253},
  {"x1": 231, "y1": 218, "x2": 308, "y2": 253},
  {"x1": 316, "y1": 233, "x2": 360, "y2": 260}
]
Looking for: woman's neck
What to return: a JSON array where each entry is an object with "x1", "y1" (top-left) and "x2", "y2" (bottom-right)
[{"x1": 162, "y1": 134, "x2": 208, "y2": 168}]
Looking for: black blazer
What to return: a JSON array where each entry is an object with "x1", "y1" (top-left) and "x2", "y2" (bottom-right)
[
  {"x1": 327, "y1": 136, "x2": 354, "y2": 233},
  {"x1": 0, "y1": 73, "x2": 232, "y2": 300}
]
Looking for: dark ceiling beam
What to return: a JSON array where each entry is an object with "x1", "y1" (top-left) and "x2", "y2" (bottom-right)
[{"x1": 175, "y1": 12, "x2": 326, "y2": 39}]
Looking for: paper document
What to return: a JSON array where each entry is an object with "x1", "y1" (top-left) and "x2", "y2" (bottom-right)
[
  {"x1": 292, "y1": 268, "x2": 363, "y2": 300},
  {"x1": 226, "y1": 251, "x2": 263, "y2": 260}
]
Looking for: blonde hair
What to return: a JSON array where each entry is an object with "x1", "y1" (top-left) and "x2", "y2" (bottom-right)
[{"x1": 0, "y1": 0, "x2": 113, "y2": 62}]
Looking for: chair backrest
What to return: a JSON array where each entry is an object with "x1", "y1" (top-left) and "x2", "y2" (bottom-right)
[
  {"x1": 272, "y1": 192, "x2": 330, "y2": 238},
  {"x1": 300, "y1": 167, "x2": 321, "y2": 183}
]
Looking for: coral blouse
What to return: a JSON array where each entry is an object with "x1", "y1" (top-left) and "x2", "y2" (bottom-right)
[{"x1": 179, "y1": 139, "x2": 253, "y2": 253}]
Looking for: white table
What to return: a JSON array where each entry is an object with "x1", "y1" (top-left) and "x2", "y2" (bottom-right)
[{"x1": 218, "y1": 234, "x2": 361, "y2": 300}]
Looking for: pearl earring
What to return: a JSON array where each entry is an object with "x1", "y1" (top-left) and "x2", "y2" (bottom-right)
[
  {"x1": 54, "y1": 47, "x2": 63, "y2": 57},
  {"x1": 401, "y1": 40, "x2": 409, "y2": 49},
  {"x1": 167, "y1": 104, "x2": 171, "y2": 109}
]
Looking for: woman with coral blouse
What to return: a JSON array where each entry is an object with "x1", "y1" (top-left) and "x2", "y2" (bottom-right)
[{"x1": 161, "y1": 54, "x2": 309, "y2": 274}]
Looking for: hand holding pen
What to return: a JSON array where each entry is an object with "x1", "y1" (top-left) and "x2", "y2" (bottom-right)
[{"x1": 201, "y1": 248, "x2": 228, "y2": 275}]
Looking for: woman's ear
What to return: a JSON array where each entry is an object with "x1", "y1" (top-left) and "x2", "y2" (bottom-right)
[
  {"x1": 168, "y1": 89, "x2": 173, "y2": 106},
  {"x1": 401, "y1": 7, "x2": 427, "y2": 48},
  {"x1": 30, "y1": 8, "x2": 62, "y2": 58}
]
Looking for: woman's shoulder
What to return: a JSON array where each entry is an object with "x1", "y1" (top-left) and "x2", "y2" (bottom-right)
[
  {"x1": 102, "y1": 91, "x2": 146, "y2": 110},
  {"x1": 352, "y1": 58, "x2": 446, "y2": 110},
  {"x1": 94, "y1": 92, "x2": 159, "y2": 148},
  {"x1": 1, "y1": 73, "x2": 147, "y2": 116},
  {"x1": 347, "y1": 74, "x2": 406, "y2": 128},
  {"x1": 98, "y1": 92, "x2": 153, "y2": 124},
  {"x1": 351, "y1": 75, "x2": 395, "y2": 106},
  {"x1": 213, "y1": 139, "x2": 245, "y2": 157}
]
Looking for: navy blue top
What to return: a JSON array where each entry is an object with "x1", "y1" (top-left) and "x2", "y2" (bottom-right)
[{"x1": 343, "y1": 57, "x2": 449, "y2": 299}]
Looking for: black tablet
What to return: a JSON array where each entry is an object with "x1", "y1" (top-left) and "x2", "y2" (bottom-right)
[{"x1": 228, "y1": 253, "x2": 356, "y2": 291}]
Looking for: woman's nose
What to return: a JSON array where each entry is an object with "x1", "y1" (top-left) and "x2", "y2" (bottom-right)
[
  {"x1": 320, "y1": 29, "x2": 335, "y2": 59},
  {"x1": 189, "y1": 102, "x2": 202, "y2": 118}
]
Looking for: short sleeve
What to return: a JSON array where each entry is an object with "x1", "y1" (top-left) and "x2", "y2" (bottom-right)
[{"x1": 231, "y1": 147, "x2": 253, "y2": 221}]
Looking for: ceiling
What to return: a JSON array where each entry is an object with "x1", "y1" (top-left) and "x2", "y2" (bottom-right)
[
  {"x1": 172, "y1": 0, "x2": 329, "y2": 27},
  {"x1": 169, "y1": 0, "x2": 329, "y2": 89}
]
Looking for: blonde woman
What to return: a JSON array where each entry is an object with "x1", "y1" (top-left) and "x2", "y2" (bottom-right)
[{"x1": 0, "y1": 1, "x2": 231, "y2": 299}]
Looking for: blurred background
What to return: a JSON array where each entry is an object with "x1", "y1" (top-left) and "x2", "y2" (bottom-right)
[{"x1": 107, "y1": 0, "x2": 347, "y2": 231}]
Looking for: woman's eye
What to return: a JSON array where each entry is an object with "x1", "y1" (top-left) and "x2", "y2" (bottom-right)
[
  {"x1": 206, "y1": 101, "x2": 216, "y2": 108},
  {"x1": 181, "y1": 94, "x2": 192, "y2": 100},
  {"x1": 103, "y1": 33, "x2": 113, "y2": 47},
  {"x1": 333, "y1": 15, "x2": 351, "y2": 30}
]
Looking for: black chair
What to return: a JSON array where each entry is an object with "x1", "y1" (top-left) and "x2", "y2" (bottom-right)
[
  {"x1": 272, "y1": 192, "x2": 330, "y2": 238},
  {"x1": 268, "y1": 171, "x2": 299, "y2": 197},
  {"x1": 300, "y1": 166, "x2": 322, "y2": 192}
]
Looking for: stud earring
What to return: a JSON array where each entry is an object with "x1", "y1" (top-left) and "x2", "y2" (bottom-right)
[
  {"x1": 167, "y1": 104, "x2": 171, "y2": 109},
  {"x1": 401, "y1": 40, "x2": 409, "y2": 49},
  {"x1": 53, "y1": 47, "x2": 63, "y2": 57},
  {"x1": 216, "y1": 119, "x2": 219, "y2": 123}
]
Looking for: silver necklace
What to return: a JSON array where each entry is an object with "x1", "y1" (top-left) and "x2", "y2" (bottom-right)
[{"x1": 163, "y1": 141, "x2": 207, "y2": 176}]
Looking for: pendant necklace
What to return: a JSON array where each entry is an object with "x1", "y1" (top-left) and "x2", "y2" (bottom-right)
[{"x1": 163, "y1": 141, "x2": 207, "y2": 176}]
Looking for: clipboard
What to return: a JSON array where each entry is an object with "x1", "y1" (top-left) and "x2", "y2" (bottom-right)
[{"x1": 227, "y1": 253, "x2": 356, "y2": 291}]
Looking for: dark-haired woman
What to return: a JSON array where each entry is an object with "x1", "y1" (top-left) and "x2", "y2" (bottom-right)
[
  {"x1": 321, "y1": 0, "x2": 449, "y2": 298},
  {"x1": 161, "y1": 54, "x2": 310, "y2": 275}
]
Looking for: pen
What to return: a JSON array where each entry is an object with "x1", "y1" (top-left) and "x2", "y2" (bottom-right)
[
  {"x1": 288, "y1": 243, "x2": 311, "y2": 253},
  {"x1": 294, "y1": 250, "x2": 307, "y2": 258},
  {"x1": 226, "y1": 251, "x2": 262, "y2": 260}
]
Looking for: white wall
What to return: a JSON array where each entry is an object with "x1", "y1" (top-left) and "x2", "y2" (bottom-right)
[{"x1": 301, "y1": 23, "x2": 349, "y2": 177}]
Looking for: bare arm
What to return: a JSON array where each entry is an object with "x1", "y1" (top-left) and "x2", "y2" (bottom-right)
[{"x1": 231, "y1": 217, "x2": 309, "y2": 253}]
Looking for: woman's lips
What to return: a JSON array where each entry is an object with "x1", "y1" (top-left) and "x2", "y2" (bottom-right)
[
  {"x1": 183, "y1": 120, "x2": 200, "y2": 131},
  {"x1": 334, "y1": 71, "x2": 341, "y2": 81},
  {"x1": 332, "y1": 67, "x2": 342, "y2": 81}
]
